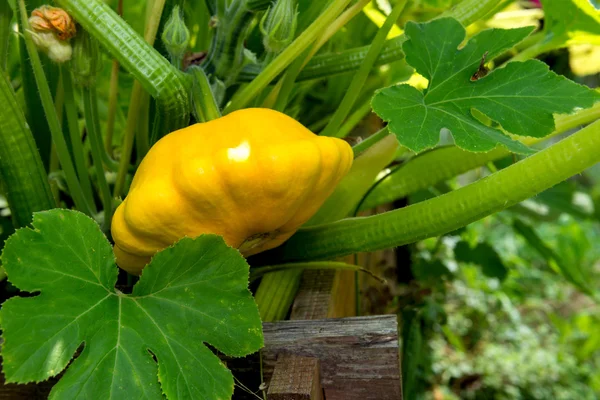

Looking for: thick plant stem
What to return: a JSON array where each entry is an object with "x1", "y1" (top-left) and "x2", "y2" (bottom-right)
[
  {"x1": 254, "y1": 270, "x2": 303, "y2": 322},
  {"x1": 224, "y1": 0, "x2": 354, "y2": 113},
  {"x1": 0, "y1": 70, "x2": 54, "y2": 228},
  {"x1": 105, "y1": 60, "x2": 120, "y2": 156},
  {"x1": 203, "y1": 1, "x2": 254, "y2": 84},
  {"x1": 55, "y1": 0, "x2": 189, "y2": 133},
  {"x1": 62, "y1": 66, "x2": 97, "y2": 212},
  {"x1": 337, "y1": 99, "x2": 373, "y2": 139},
  {"x1": 17, "y1": 0, "x2": 92, "y2": 216},
  {"x1": 0, "y1": 0, "x2": 12, "y2": 70},
  {"x1": 321, "y1": 0, "x2": 407, "y2": 138},
  {"x1": 275, "y1": 120, "x2": 600, "y2": 262},
  {"x1": 250, "y1": 262, "x2": 381, "y2": 282},
  {"x1": 83, "y1": 87, "x2": 113, "y2": 229},
  {"x1": 239, "y1": 0, "x2": 503, "y2": 83},
  {"x1": 113, "y1": 0, "x2": 167, "y2": 198},
  {"x1": 189, "y1": 66, "x2": 221, "y2": 122},
  {"x1": 104, "y1": 0, "x2": 123, "y2": 157},
  {"x1": 270, "y1": 0, "x2": 371, "y2": 110},
  {"x1": 360, "y1": 103, "x2": 600, "y2": 210}
]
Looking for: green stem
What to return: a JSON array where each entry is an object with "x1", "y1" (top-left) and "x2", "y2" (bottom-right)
[
  {"x1": 189, "y1": 66, "x2": 221, "y2": 122},
  {"x1": 509, "y1": 40, "x2": 555, "y2": 63},
  {"x1": 104, "y1": 0, "x2": 123, "y2": 157},
  {"x1": 55, "y1": 0, "x2": 189, "y2": 134},
  {"x1": 105, "y1": 60, "x2": 119, "y2": 156},
  {"x1": 17, "y1": 0, "x2": 92, "y2": 216},
  {"x1": 268, "y1": 0, "x2": 371, "y2": 111},
  {"x1": 0, "y1": 0, "x2": 12, "y2": 70},
  {"x1": 251, "y1": 262, "x2": 383, "y2": 283},
  {"x1": 113, "y1": 0, "x2": 167, "y2": 198},
  {"x1": 83, "y1": 86, "x2": 113, "y2": 229},
  {"x1": 360, "y1": 102, "x2": 600, "y2": 210},
  {"x1": 62, "y1": 66, "x2": 97, "y2": 212},
  {"x1": 337, "y1": 98, "x2": 373, "y2": 139},
  {"x1": 238, "y1": 0, "x2": 502, "y2": 83},
  {"x1": 0, "y1": 68, "x2": 54, "y2": 228},
  {"x1": 321, "y1": 0, "x2": 407, "y2": 138},
  {"x1": 254, "y1": 269, "x2": 303, "y2": 322},
  {"x1": 203, "y1": 1, "x2": 255, "y2": 85},
  {"x1": 224, "y1": 0, "x2": 354, "y2": 113},
  {"x1": 274, "y1": 120, "x2": 600, "y2": 262},
  {"x1": 114, "y1": 84, "x2": 143, "y2": 198},
  {"x1": 136, "y1": 92, "x2": 150, "y2": 160},
  {"x1": 271, "y1": 48, "x2": 311, "y2": 112},
  {"x1": 352, "y1": 127, "x2": 389, "y2": 156}
]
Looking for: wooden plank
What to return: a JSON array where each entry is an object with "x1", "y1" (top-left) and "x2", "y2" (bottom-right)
[
  {"x1": 267, "y1": 355, "x2": 322, "y2": 400},
  {"x1": 263, "y1": 315, "x2": 401, "y2": 400},
  {"x1": 290, "y1": 269, "x2": 356, "y2": 320}
]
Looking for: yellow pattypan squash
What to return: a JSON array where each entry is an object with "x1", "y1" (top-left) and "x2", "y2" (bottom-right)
[{"x1": 111, "y1": 108, "x2": 353, "y2": 275}]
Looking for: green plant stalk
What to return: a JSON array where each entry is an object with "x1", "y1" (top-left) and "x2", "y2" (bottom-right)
[
  {"x1": 337, "y1": 98, "x2": 373, "y2": 139},
  {"x1": 105, "y1": 59, "x2": 119, "y2": 156},
  {"x1": 250, "y1": 262, "x2": 381, "y2": 282},
  {"x1": 321, "y1": 0, "x2": 407, "y2": 138},
  {"x1": 62, "y1": 66, "x2": 97, "y2": 212},
  {"x1": 18, "y1": 0, "x2": 92, "y2": 216},
  {"x1": 271, "y1": 49, "x2": 309, "y2": 111},
  {"x1": 352, "y1": 127, "x2": 389, "y2": 156},
  {"x1": 189, "y1": 66, "x2": 221, "y2": 122},
  {"x1": 238, "y1": 0, "x2": 502, "y2": 83},
  {"x1": 55, "y1": 0, "x2": 189, "y2": 133},
  {"x1": 246, "y1": 0, "x2": 272, "y2": 11},
  {"x1": 136, "y1": 91, "x2": 151, "y2": 160},
  {"x1": 0, "y1": 0, "x2": 12, "y2": 70},
  {"x1": 113, "y1": 0, "x2": 167, "y2": 198},
  {"x1": 254, "y1": 269, "x2": 303, "y2": 322},
  {"x1": 509, "y1": 40, "x2": 556, "y2": 62},
  {"x1": 360, "y1": 103, "x2": 600, "y2": 210},
  {"x1": 0, "y1": 68, "x2": 54, "y2": 228},
  {"x1": 104, "y1": 0, "x2": 123, "y2": 157},
  {"x1": 203, "y1": 1, "x2": 255, "y2": 84},
  {"x1": 138, "y1": 0, "x2": 167, "y2": 157},
  {"x1": 273, "y1": 119, "x2": 600, "y2": 262},
  {"x1": 16, "y1": 0, "x2": 54, "y2": 169},
  {"x1": 113, "y1": 85, "x2": 142, "y2": 197},
  {"x1": 224, "y1": 0, "x2": 354, "y2": 113},
  {"x1": 270, "y1": 0, "x2": 371, "y2": 111},
  {"x1": 83, "y1": 86, "x2": 113, "y2": 228}
]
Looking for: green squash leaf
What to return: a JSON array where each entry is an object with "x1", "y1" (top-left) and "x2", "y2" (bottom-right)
[
  {"x1": 371, "y1": 18, "x2": 600, "y2": 154},
  {"x1": 0, "y1": 209, "x2": 263, "y2": 400}
]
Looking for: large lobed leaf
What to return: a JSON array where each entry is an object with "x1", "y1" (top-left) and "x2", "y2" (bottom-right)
[
  {"x1": 372, "y1": 18, "x2": 600, "y2": 154},
  {"x1": 0, "y1": 209, "x2": 263, "y2": 400}
]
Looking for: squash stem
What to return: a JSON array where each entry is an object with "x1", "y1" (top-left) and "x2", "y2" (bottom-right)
[
  {"x1": 62, "y1": 65, "x2": 97, "y2": 212},
  {"x1": 83, "y1": 86, "x2": 114, "y2": 229},
  {"x1": 251, "y1": 262, "x2": 383, "y2": 283},
  {"x1": 17, "y1": 0, "x2": 93, "y2": 216},
  {"x1": 113, "y1": 0, "x2": 166, "y2": 198},
  {"x1": 189, "y1": 66, "x2": 221, "y2": 122},
  {"x1": 224, "y1": 0, "x2": 354, "y2": 113},
  {"x1": 321, "y1": 0, "x2": 408, "y2": 138},
  {"x1": 271, "y1": 0, "x2": 372, "y2": 111},
  {"x1": 104, "y1": 0, "x2": 123, "y2": 157},
  {"x1": 360, "y1": 102, "x2": 600, "y2": 210},
  {"x1": 278, "y1": 119, "x2": 600, "y2": 262}
]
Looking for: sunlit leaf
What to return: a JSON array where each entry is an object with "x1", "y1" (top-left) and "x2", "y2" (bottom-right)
[{"x1": 371, "y1": 18, "x2": 600, "y2": 154}]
